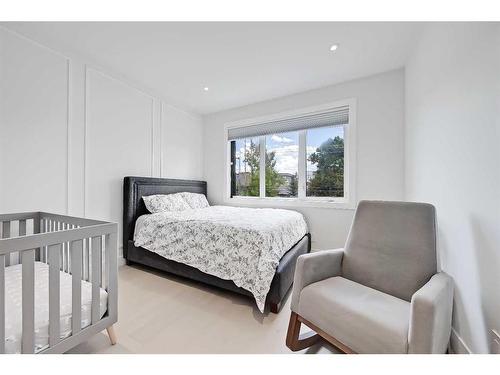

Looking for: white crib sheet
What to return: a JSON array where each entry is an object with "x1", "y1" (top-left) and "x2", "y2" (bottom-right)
[{"x1": 3, "y1": 261, "x2": 108, "y2": 353}]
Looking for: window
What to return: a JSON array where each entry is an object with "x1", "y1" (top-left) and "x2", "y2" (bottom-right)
[
  {"x1": 233, "y1": 137, "x2": 260, "y2": 196},
  {"x1": 306, "y1": 126, "x2": 344, "y2": 197},
  {"x1": 227, "y1": 101, "x2": 355, "y2": 207},
  {"x1": 265, "y1": 131, "x2": 298, "y2": 198}
]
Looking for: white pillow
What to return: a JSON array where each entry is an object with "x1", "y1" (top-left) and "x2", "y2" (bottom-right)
[
  {"x1": 142, "y1": 193, "x2": 191, "y2": 213},
  {"x1": 180, "y1": 192, "x2": 210, "y2": 209}
]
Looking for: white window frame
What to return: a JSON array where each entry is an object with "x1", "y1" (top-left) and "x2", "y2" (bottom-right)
[{"x1": 224, "y1": 98, "x2": 357, "y2": 210}]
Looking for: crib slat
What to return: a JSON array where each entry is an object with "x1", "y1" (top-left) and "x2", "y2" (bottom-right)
[
  {"x1": 44, "y1": 219, "x2": 49, "y2": 262},
  {"x1": 33, "y1": 217, "x2": 40, "y2": 235},
  {"x1": 34, "y1": 219, "x2": 41, "y2": 261},
  {"x1": 91, "y1": 236, "x2": 102, "y2": 324},
  {"x1": 69, "y1": 225, "x2": 76, "y2": 272},
  {"x1": 65, "y1": 224, "x2": 70, "y2": 273},
  {"x1": 19, "y1": 219, "x2": 27, "y2": 236},
  {"x1": 21, "y1": 249, "x2": 35, "y2": 353},
  {"x1": 1, "y1": 221, "x2": 10, "y2": 238},
  {"x1": 83, "y1": 238, "x2": 88, "y2": 281},
  {"x1": 71, "y1": 240, "x2": 82, "y2": 335},
  {"x1": 42, "y1": 220, "x2": 48, "y2": 263},
  {"x1": 39, "y1": 220, "x2": 45, "y2": 262},
  {"x1": 61, "y1": 223, "x2": 65, "y2": 271},
  {"x1": 2, "y1": 222, "x2": 10, "y2": 266},
  {"x1": 100, "y1": 236, "x2": 104, "y2": 288},
  {"x1": 0, "y1": 255, "x2": 5, "y2": 354},
  {"x1": 59, "y1": 223, "x2": 64, "y2": 271},
  {"x1": 18, "y1": 221, "x2": 27, "y2": 270},
  {"x1": 104, "y1": 235, "x2": 110, "y2": 290},
  {"x1": 48, "y1": 244, "x2": 61, "y2": 347},
  {"x1": 63, "y1": 223, "x2": 68, "y2": 272}
]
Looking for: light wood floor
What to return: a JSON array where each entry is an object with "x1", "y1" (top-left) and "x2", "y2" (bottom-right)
[{"x1": 68, "y1": 263, "x2": 338, "y2": 354}]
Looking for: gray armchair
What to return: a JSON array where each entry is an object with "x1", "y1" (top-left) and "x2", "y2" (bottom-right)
[{"x1": 286, "y1": 200, "x2": 453, "y2": 354}]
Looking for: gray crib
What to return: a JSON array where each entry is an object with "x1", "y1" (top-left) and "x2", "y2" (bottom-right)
[{"x1": 0, "y1": 212, "x2": 118, "y2": 354}]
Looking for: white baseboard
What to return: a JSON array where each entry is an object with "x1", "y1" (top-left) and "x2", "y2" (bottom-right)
[{"x1": 450, "y1": 327, "x2": 472, "y2": 354}]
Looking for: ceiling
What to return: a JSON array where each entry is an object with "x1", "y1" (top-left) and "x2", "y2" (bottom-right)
[{"x1": 2, "y1": 22, "x2": 422, "y2": 114}]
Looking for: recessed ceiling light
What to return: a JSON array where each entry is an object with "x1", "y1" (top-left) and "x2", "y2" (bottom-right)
[
  {"x1": 203, "y1": 87, "x2": 209, "y2": 91},
  {"x1": 330, "y1": 44, "x2": 339, "y2": 52}
]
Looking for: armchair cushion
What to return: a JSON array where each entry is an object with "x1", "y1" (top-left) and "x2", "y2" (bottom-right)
[
  {"x1": 342, "y1": 201, "x2": 437, "y2": 301},
  {"x1": 290, "y1": 249, "x2": 344, "y2": 312},
  {"x1": 297, "y1": 276, "x2": 410, "y2": 353}
]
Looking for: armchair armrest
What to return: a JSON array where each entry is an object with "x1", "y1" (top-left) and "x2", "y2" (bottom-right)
[
  {"x1": 290, "y1": 248, "x2": 344, "y2": 312},
  {"x1": 408, "y1": 272, "x2": 454, "y2": 353}
]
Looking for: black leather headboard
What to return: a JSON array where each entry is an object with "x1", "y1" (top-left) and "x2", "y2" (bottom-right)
[{"x1": 123, "y1": 176, "x2": 207, "y2": 258}]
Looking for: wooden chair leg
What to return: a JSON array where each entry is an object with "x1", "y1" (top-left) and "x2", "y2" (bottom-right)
[
  {"x1": 286, "y1": 312, "x2": 319, "y2": 351},
  {"x1": 106, "y1": 325, "x2": 117, "y2": 345}
]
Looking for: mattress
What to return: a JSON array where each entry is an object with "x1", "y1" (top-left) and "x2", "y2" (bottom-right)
[
  {"x1": 134, "y1": 205, "x2": 308, "y2": 312},
  {"x1": 3, "y1": 261, "x2": 108, "y2": 354}
]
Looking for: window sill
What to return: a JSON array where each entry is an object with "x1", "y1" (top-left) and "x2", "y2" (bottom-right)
[{"x1": 224, "y1": 196, "x2": 356, "y2": 210}]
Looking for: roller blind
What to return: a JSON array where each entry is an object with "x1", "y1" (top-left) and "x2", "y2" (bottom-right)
[{"x1": 227, "y1": 106, "x2": 349, "y2": 141}]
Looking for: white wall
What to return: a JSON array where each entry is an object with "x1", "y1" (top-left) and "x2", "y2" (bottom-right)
[
  {"x1": 405, "y1": 23, "x2": 500, "y2": 353},
  {"x1": 0, "y1": 29, "x2": 69, "y2": 214},
  {"x1": 0, "y1": 27, "x2": 204, "y2": 248},
  {"x1": 203, "y1": 69, "x2": 405, "y2": 250},
  {"x1": 161, "y1": 103, "x2": 203, "y2": 179}
]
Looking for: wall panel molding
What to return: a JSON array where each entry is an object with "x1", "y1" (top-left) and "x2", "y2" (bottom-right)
[
  {"x1": 150, "y1": 98, "x2": 155, "y2": 177},
  {"x1": 83, "y1": 64, "x2": 88, "y2": 216},
  {"x1": 65, "y1": 59, "x2": 71, "y2": 214},
  {"x1": 1, "y1": 26, "x2": 204, "y2": 250},
  {"x1": 159, "y1": 102, "x2": 164, "y2": 178},
  {"x1": 0, "y1": 26, "x2": 69, "y2": 61},
  {"x1": 83, "y1": 65, "x2": 156, "y2": 217}
]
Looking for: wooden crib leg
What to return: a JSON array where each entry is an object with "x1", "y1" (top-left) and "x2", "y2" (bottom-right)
[{"x1": 106, "y1": 325, "x2": 117, "y2": 345}]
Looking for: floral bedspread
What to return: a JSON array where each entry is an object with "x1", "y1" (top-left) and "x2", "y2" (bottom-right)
[{"x1": 134, "y1": 205, "x2": 308, "y2": 312}]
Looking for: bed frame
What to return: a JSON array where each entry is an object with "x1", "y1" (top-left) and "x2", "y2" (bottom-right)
[
  {"x1": 123, "y1": 176, "x2": 311, "y2": 313},
  {"x1": 0, "y1": 212, "x2": 118, "y2": 354}
]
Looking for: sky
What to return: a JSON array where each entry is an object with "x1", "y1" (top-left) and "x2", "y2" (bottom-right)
[{"x1": 235, "y1": 126, "x2": 344, "y2": 175}]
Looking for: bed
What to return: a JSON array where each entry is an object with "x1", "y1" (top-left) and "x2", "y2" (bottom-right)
[
  {"x1": 123, "y1": 176, "x2": 311, "y2": 313},
  {"x1": 0, "y1": 212, "x2": 118, "y2": 354}
]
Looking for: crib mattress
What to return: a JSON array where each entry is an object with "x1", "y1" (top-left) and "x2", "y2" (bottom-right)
[{"x1": 3, "y1": 261, "x2": 108, "y2": 354}]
